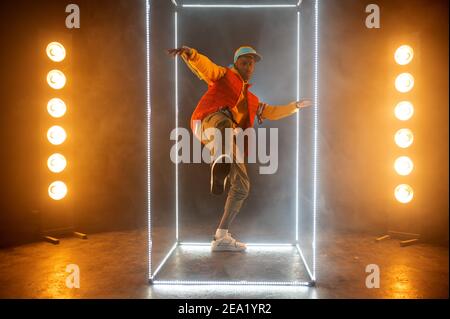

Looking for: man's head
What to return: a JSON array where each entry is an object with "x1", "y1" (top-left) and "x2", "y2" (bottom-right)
[{"x1": 233, "y1": 46, "x2": 262, "y2": 82}]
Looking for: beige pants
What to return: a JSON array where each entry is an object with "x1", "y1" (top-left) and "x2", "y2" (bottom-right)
[{"x1": 200, "y1": 111, "x2": 250, "y2": 230}]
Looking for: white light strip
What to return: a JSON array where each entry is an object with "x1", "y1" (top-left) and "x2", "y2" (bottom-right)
[
  {"x1": 296, "y1": 10, "x2": 300, "y2": 243},
  {"x1": 146, "y1": 0, "x2": 152, "y2": 279},
  {"x1": 312, "y1": 0, "x2": 320, "y2": 282},
  {"x1": 171, "y1": 0, "x2": 178, "y2": 6},
  {"x1": 151, "y1": 241, "x2": 178, "y2": 280},
  {"x1": 182, "y1": 4, "x2": 297, "y2": 8},
  {"x1": 296, "y1": 244, "x2": 314, "y2": 282},
  {"x1": 153, "y1": 280, "x2": 311, "y2": 286},
  {"x1": 175, "y1": 11, "x2": 179, "y2": 241},
  {"x1": 179, "y1": 242, "x2": 295, "y2": 247}
]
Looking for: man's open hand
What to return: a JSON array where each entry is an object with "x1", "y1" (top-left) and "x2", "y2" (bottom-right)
[
  {"x1": 167, "y1": 46, "x2": 193, "y2": 58},
  {"x1": 295, "y1": 99, "x2": 313, "y2": 109}
]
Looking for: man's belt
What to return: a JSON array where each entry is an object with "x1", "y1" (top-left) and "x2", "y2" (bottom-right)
[{"x1": 218, "y1": 106, "x2": 238, "y2": 127}]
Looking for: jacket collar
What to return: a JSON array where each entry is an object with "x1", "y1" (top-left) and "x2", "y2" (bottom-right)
[{"x1": 229, "y1": 66, "x2": 253, "y2": 88}]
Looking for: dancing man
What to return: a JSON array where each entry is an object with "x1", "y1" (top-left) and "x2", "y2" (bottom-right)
[{"x1": 167, "y1": 45, "x2": 312, "y2": 252}]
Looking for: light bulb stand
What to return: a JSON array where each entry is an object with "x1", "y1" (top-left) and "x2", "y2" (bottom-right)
[
  {"x1": 41, "y1": 228, "x2": 88, "y2": 245},
  {"x1": 375, "y1": 230, "x2": 420, "y2": 247},
  {"x1": 33, "y1": 209, "x2": 87, "y2": 245}
]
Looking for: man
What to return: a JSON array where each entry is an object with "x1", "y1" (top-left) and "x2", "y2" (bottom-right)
[{"x1": 167, "y1": 45, "x2": 312, "y2": 252}]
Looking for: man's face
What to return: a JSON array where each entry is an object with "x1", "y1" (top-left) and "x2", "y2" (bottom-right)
[{"x1": 234, "y1": 55, "x2": 256, "y2": 81}]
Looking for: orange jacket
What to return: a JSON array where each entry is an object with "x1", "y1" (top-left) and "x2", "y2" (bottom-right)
[
  {"x1": 181, "y1": 48, "x2": 300, "y2": 133},
  {"x1": 190, "y1": 67, "x2": 260, "y2": 132}
]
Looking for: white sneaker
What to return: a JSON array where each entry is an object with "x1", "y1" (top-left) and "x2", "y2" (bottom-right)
[{"x1": 211, "y1": 233, "x2": 247, "y2": 252}]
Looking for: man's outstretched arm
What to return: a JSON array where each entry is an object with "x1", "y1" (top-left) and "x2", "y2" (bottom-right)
[
  {"x1": 167, "y1": 46, "x2": 226, "y2": 85},
  {"x1": 257, "y1": 99, "x2": 313, "y2": 123}
]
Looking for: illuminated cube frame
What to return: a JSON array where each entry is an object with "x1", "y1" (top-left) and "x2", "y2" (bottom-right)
[{"x1": 146, "y1": 0, "x2": 320, "y2": 286}]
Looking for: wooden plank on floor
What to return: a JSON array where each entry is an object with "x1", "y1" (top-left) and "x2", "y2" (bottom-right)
[{"x1": 400, "y1": 239, "x2": 420, "y2": 247}]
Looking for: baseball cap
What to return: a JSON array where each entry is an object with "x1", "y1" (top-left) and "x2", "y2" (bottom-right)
[{"x1": 233, "y1": 46, "x2": 263, "y2": 64}]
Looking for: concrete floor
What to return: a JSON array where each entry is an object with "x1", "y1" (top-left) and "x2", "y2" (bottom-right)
[
  {"x1": 0, "y1": 229, "x2": 447, "y2": 299},
  {"x1": 155, "y1": 245, "x2": 311, "y2": 283}
]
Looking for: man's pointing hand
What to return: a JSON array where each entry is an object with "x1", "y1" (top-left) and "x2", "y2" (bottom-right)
[{"x1": 167, "y1": 46, "x2": 193, "y2": 58}]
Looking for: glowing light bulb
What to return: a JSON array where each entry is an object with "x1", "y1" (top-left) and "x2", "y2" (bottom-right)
[
  {"x1": 48, "y1": 181, "x2": 68, "y2": 200},
  {"x1": 395, "y1": 184, "x2": 414, "y2": 204},
  {"x1": 394, "y1": 101, "x2": 414, "y2": 121},
  {"x1": 47, "y1": 125, "x2": 67, "y2": 145},
  {"x1": 395, "y1": 73, "x2": 415, "y2": 93},
  {"x1": 395, "y1": 128, "x2": 414, "y2": 148},
  {"x1": 394, "y1": 45, "x2": 414, "y2": 65},
  {"x1": 47, "y1": 153, "x2": 67, "y2": 173},
  {"x1": 47, "y1": 70, "x2": 66, "y2": 90},
  {"x1": 46, "y1": 42, "x2": 66, "y2": 62},
  {"x1": 394, "y1": 156, "x2": 414, "y2": 176},
  {"x1": 47, "y1": 98, "x2": 67, "y2": 118}
]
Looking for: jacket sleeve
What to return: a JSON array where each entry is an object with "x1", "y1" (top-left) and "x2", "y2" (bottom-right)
[
  {"x1": 258, "y1": 101, "x2": 299, "y2": 122},
  {"x1": 180, "y1": 48, "x2": 227, "y2": 85}
]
